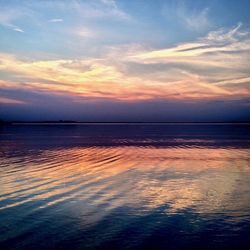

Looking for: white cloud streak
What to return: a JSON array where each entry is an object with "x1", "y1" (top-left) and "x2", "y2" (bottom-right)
[
  {"x1": 0, "y1": 7, "x2": 25, "y2": 32},
  {"x1": 48, "y1": 18, "x2": 63, "y2": 23},
  {"x1": 13, "y1": 27, "x2": 24, "y2": 33}
]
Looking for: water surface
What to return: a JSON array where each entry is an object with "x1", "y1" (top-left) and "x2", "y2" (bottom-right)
[{"x1": 0, "y1": 124, "x2": 250, "y2": 249}]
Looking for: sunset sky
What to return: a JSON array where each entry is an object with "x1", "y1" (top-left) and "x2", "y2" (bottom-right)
[{"x1": 0, "y1": 0, "x2": 249, "y2": 121}]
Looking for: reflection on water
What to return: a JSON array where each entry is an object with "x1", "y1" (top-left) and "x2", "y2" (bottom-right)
[{"x1": 0, "y1": 124, "x2": 250, "y2": 249}]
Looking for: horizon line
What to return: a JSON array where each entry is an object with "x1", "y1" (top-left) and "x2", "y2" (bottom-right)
[{"x1": 1, "y1": 121, "x2": 250, "y2": 125}]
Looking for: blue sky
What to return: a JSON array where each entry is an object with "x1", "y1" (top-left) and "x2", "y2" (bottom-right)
[{"x1": 0, "y1": 0, "x2": 249, "y2": 121}]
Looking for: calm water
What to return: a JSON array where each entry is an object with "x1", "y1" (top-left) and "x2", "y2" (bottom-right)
[{"x1": 0, "y1": 124, "x2": 250, "y2": 250}]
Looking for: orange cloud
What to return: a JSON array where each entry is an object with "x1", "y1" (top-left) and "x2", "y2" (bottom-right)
[{"x1": 0, "y1": 25, "x2": 249, "y2": 102}]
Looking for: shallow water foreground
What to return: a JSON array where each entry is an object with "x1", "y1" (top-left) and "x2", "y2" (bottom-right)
[{"x1": 0, "y1": 124, "x2": 250, "y2": 250}]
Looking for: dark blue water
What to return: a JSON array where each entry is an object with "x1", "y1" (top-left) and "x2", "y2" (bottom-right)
[{"x1": 0, "y1": 124, "x2": 250, "y2": 249}]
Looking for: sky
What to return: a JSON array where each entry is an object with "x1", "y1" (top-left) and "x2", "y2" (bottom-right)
[{"x1": 0, "y1": 0, "x2": 250, "y2": 122}]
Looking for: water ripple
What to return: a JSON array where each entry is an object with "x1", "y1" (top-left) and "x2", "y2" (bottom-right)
[{"x1": 0, "y1": 125, "x2": 250, "y2": 249}]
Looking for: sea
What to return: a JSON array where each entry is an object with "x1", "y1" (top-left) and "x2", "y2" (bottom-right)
[{"x1": 0, "y1": 124, "x2": 249, "y2": 249}]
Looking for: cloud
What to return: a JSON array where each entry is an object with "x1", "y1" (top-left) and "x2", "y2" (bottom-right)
[
  {"x1": 99, "y1": 0, "x2": 130, "y2": 20},
  {"x1": 68, "y1": 0, "x2": 131, "y2": 21},
  {"x1": 0, "y1": 24, "x2": 249, "y2": 102},
  {"x1": 0, "y1": 0, "x2": 130, "y2": 36},
  {"x1": 164, "y1": 1, "x2": 211, "y2": 32},
  {"x1": 48, "y1": 18, "x2": 63, "y2": 23},
  {"x1": 128, "y1": 24, "x2": 250, "y2": 97},
  {"x1": 206, "y1": 22, "x2": 243, "y2": 43},
  {"x1": 131, "y1": 24, "x2": 250, "y2": 64},
  {"x1": 180, "y1": 7, "x2": 210, "y2": 31},
  {"x1": 0, "y1": 7, "x2": 25, "y2": 32},
  {"x1": 13, "y1": 27, "x2": 24, "y2": 33},
  {"x1": 34, "y1": 0, "x2": 131, "y2": 21}
]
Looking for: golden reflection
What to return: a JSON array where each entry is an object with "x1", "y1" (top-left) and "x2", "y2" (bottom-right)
[{"x1": 1, "y1": 146, "x2": 249, "y2": 223}]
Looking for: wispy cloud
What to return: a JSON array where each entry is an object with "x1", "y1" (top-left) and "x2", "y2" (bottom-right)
[
  {"x1": 13, "y1": 27, "x2": 24, "y2": 33},
  {"x1": 128, "y1": 24, "x2": 250, "y2": 99},
  {"x1": 0, "y1": 7, "x2": 25, "y2": 32},
  {"x1": 131, "y1": 24, "x2": 250, "y2": 64},
  {"x1": 48, "y1": 18, "x2": 63, "y2": 23},
  {"x1": 167, "y1": 1, "x2": 211, "y2": 32},
  {"x1": 0, "y1": 0, "x2": 131, "y2": 36},
  {"x1": 0, "y1": 24, "x2": 249, "y2": 102},
  {"x1": 206, "y1": 22, "x2": 243, "y2": 42},
  {"x1": 72, "y1": 0, "x2": 131, "y2": 20},
  {"x1": 180, "y1": 8, "x2": 210, "y2": 31}
]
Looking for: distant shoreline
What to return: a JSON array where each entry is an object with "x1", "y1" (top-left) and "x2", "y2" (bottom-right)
[{"x1": 1, "y1": 121, "x2": 250, "y2": 125}]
